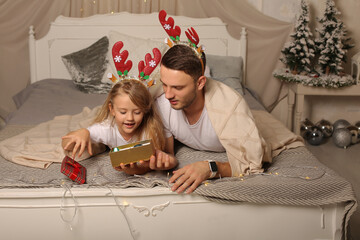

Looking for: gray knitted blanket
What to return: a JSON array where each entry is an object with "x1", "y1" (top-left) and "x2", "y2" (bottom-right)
[{"x1": 0, "y1": 125, "x2": 357, "y2": 238}]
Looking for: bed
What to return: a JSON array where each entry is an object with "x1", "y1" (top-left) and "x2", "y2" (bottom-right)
[{"x1": 0, "y1": 12, "x2": 357, "y2": 240}]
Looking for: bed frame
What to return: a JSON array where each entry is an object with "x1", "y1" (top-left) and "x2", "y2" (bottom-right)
[
  {"x1": 29, "y1": 12, "x2": 247, "y2": 85},
  {"x1": 0, "y1": 12, "x2": 348, "y2": 240}
]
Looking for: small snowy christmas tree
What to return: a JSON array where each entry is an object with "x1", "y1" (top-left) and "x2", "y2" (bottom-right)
[
  {"x1": 315, "y1": 0, "x2": 353, "y2": 75},
  {"x1": 281, "y1": 0, "x2": 315, "y2": 74},
  {"x1": 273, "y1": 0, "x2": 355, "y2": 88}
]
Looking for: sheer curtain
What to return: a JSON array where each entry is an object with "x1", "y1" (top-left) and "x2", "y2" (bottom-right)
[{"x1": 0, "y1": 0, "x2": 292, "y2": 119}]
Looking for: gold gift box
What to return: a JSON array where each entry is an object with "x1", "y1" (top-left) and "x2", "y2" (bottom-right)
[{"x1": 109, "y1": 139, "x2": 155, "y2": 167}]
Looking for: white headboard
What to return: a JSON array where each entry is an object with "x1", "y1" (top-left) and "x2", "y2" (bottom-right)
[{"x1": 29, "y1": 12, "x2": 247, "y2": 84}]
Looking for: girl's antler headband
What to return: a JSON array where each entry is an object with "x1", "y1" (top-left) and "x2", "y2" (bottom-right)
[
  {"x1": 111, "y1": 41, "x2": 132, "y2": 78},
  {"x1": 108, "y1": 41, "x2": 161, "y2": 88},
  {"x1": 159, "y1": 10, "x2": 205, "y2": 59}
]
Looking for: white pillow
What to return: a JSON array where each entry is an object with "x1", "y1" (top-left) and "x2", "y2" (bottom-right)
[
  {"x1": 204, "y1": 65, "x2": 211, "y2": 78},
  {"x1": 108, "y1": 31, "x2": 169, "y2": 98}
]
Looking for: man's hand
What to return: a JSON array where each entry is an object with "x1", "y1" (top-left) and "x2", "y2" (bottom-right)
[
  {"x1": 62, "y1": 128, "x2": 92, "y2": 159},
  {"x1": 169, "y1": 161, "x2": 210, "y2": 194},
  {"x1": 149, "y1": 149, "x2": 178, "y2": 170}
]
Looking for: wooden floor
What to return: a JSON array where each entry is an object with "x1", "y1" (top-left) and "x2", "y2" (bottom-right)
[{"x1": 306, "y1": 138, "x2": 360, "y2": 240}]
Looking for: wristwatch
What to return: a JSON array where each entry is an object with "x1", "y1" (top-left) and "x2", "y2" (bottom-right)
[{"x1": 207, "y1": 160, "x2": 218, "y2": 179}]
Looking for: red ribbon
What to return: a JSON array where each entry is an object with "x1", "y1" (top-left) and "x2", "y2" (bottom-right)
[{"x1": 66, "y1": 159, "x2": 81, "y2": 179}]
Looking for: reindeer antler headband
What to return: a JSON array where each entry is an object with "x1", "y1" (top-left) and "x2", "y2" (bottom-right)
[
  {"x1": 159, "y1": 10, "x2": 205, "y2": 60},
  {"x1": 108, "y1": 41, "x2": 161, "y2": 88}
]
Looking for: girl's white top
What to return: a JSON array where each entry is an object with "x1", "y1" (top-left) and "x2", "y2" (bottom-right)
[{"x1": 87, "y1": 119, "x2": 142, "y2": 149}]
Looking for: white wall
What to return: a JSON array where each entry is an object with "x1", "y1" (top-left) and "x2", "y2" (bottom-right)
[{"x1": 247, "y1": 0, "x2": 300, "y2": 23}]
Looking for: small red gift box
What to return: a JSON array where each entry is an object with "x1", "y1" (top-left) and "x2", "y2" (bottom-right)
[{"x1": 61, "y1": 156, "x2": 86, "y2": 184}]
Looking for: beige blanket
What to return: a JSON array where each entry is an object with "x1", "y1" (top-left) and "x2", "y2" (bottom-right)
[
  {"x1": 0, "y1": 107, "x2": 100, "y2": 168},
  {"x1": 251, "y1": 110, "x2": 304, "y2": 158},
  {"x1": 0, "y1": 102, "x2": 303, "y2": 169},
  {"x1": 205, "y1": 78, "x2": 304, "y2": 176}
]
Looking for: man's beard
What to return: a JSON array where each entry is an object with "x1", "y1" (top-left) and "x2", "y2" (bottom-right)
[{"x1": 171, "y1": 87, "x2": 197, "y2": 110}]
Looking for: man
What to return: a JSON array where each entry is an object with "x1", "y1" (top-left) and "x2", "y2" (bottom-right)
[{"x1": 152, "y1": 44, "x2": 269, "y2": 194}]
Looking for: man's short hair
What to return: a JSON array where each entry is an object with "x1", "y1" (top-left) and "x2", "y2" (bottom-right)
[{"x1": 161, "y1": 45, "x2": 206, "y2": 82}]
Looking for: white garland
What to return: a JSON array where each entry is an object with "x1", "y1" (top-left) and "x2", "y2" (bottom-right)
[{"x1": 273, "y1": 68, "x2": 355, "y2": 88}]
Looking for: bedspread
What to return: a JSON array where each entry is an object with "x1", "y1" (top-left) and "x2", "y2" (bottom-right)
[
  {"x1": 0, "y1": 106, "x2": 303, "y2": 169},
  {"x1": 0, "y1": 124, "x2": 355, "y2": 208}
]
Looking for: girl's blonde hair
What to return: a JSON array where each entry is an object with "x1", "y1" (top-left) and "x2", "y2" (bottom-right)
[{"x1": 93, "y1": 79, "x2": 166, "y2": 151}]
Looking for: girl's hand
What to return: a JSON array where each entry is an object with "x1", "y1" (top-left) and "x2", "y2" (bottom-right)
[
  {"x1": 61, "y1": 128, "x2": 92, "y2": 159},
  {"x1": 149, "y1": 149, "x2": 178, "y2": 170},
  {"x1": 114, "y1": 161, "x2": 150, "y2": 175}
]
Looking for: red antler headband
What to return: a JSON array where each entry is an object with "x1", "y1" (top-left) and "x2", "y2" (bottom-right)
[
  {"x1": 112, "y1": 41, "x2": 132, "y2": 78},
  {"x1": 159, "y1": 10, "x2": 181, "y2": 43},
  {"x1": 138, "y1": 48, "x2": 162, "y2": 87},
  {"x1": 108, "y1": 41, "x2": 161, "y2": 88},
  {"x1": 158, "y1": 10, "x2": 205, "y2": 59}
]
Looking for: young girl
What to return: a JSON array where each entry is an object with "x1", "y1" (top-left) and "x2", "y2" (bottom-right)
[{"x1": 62, "y1": 79, "x2": 177, "y2": 175}]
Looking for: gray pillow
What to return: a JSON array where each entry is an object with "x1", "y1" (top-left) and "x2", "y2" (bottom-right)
[
  {"x1": 62, "y1": 36, "x2": 111, "y2": 94},
  {"x1": 8, "y1": 79, "x2": 107, "y2": 125},
  {"x1": 206, "y1": 54, "x2": 244, "y2": 95}
]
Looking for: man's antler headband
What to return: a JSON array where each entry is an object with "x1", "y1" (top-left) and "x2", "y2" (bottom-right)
[
  {"x1": 159, "y1": 10, "x2": 204, "y2": 59},
  {"x1": 108, "y1": 41, "x2": 161, "y2": 88}
]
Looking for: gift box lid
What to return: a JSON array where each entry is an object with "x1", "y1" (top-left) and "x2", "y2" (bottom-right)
[{"x1": 61, "y1": 156, "x2": 86, "y2": 184}]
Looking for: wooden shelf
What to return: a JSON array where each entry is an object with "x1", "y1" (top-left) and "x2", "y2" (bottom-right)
[{"x1": 286, "y1": 83, "x2": 360, "y2": 135}]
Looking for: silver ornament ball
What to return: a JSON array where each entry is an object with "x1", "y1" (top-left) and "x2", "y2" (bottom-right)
[
  {"x1": 355, "y1": 121, "x2": 360, "y2": 131},
  {"x1": 307, "y1": 126, "x2": 324, "y2": 146},
  {"x1": 332, "y1": 128, "x2": 352, "y2": 148},
  {"x1": 300, "y1": 118, "x2": 314, "y2": 140},
  {"x1": 315, "y1": 119, "x2": 333, "y2": 138},
  {"x1": 333, "y1": 119, "x2": 350, "y2": 131},
  {"x1": 346, "y1": 125, "x2": 360, "y2": 144}
]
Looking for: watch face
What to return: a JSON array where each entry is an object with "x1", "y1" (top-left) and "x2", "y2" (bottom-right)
[{"x1": 209, "y1": 161, "x2": 218, "y2": 172}]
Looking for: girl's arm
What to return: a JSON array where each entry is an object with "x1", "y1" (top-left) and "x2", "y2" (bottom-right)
[{"x1": 61, "y1": 128, "x2": 93, "y2": 159}]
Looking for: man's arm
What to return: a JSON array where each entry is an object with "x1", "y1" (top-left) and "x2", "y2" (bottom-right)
[
  {"x1": 169, "y1": 160, "x2": 232, "y2": 194},
  {"x1": 215, "y1": 161, "x2": 232, "y2": 178}
]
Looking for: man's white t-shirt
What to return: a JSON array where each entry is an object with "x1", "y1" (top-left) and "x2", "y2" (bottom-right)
[
  {"x1": 155, "y1": 94, "x2": 225, "y2": 152},
  {"x1": 87, "y1": 119, "x2": 141, "y2": 149}
]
